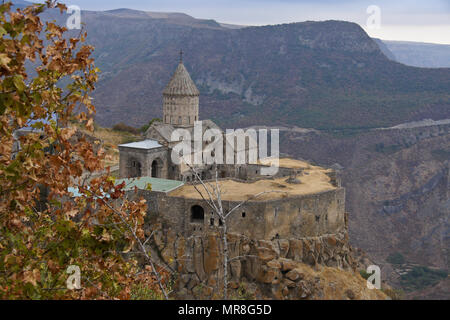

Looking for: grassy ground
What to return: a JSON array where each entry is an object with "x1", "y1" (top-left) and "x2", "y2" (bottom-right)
[{"x1": 71, "y1": 122, "x2": 141, "y2": 168}]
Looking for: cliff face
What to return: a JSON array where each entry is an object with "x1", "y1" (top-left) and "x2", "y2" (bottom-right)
[
  {"x1": 147, "y1": 222, "x2": 387, "y2": 300},
  {"x1": 280, "y1": 123, "x2": 450, "y2": 298}
]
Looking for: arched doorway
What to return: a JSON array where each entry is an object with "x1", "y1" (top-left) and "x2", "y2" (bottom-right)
[
  {"x1": 151, "y1": 159, "x2": 162, "y2": 178},
  {"x1": 191, "y1": 205, "x2": 204, "y2": 223},
  {"x1": 129, "y1": 159, "x2": 142, "y2": 178}
]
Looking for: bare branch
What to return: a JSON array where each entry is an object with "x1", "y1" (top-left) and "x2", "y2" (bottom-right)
[{"x1": 99, "y1": 198, "x2": 169, "y2": 300}]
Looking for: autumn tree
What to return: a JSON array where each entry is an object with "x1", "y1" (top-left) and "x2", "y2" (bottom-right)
[{"x1": 0, "y1": 1, "x2": 168, "y2": 299}]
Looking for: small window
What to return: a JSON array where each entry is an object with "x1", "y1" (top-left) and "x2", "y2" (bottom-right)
[
  {"x1": 242, "y1": 212, "x2": 246, "y2": 218},
  {"x1": 191, "y1": 205, "x2": 204, "y2": 223},
  {"x1": 210, "y1": 218, "x2": 214, "y2": 226}
]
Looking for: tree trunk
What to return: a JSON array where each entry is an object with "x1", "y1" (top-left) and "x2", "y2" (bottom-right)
[{"x1": 222, "y1": 218, "x2": 228, "y2": 300}]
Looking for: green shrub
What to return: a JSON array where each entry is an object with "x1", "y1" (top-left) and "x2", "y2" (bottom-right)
[
  {"x1": 359, "y1": 269, "x2": 372, "y2": 280},
  {"x1": 374, "y1": 143, "x2": 403, "y2": 154},
  {"x1": 431, "y1": 149, "x2": 450, "y2": 161},
  {"x1": 112, "y1": 122, "x2": 140, "y2": 134},
  {"x1": 400, "y1": 266, "x2": 448, "y2": 291},
  {"x1": 231, "y1": 283, "x2": 256, "y2": 300},
  {"x1": 386, "y1": 252, "x2": 406, "y2": 265},
  {"x1": 140, "y1": 118, "x2": 162, "y2": 133},
  {"x1": 130, "y1": 284, "x2": 165, "y2": 300}
]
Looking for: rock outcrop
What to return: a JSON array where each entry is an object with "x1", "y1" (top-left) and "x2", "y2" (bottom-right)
[{"x1": 148, "y1": 225, "x2": 387, "y2": 300}]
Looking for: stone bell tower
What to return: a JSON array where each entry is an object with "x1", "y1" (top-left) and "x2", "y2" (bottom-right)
[{"x1": 162, "y1": 50, "x2": 200, "y2": 128}]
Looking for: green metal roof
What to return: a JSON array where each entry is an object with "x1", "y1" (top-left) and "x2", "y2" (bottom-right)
[
  {"x1": 68, "y1": 177, "x2": 184, "y2": 198},
  {"x1": 116, "y1": 177, "x2": 184, "y2": 193}
]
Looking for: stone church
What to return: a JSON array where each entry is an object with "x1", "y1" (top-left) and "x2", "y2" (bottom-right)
[
  {"x1": 119, "y1": 57, "x2": 246, "y2": 182},
  {"x1": 114, "y1": 56, "x2": 352, "y2": 299},
  {"x1": 118, "y1": 56, "x2": 320, "y2": 184}
]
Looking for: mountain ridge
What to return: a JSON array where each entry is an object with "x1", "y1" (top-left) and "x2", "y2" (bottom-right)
[
  {"x1": 47, "y1": 9, "x2": 449, "y2": 130},
  {"x1": 380, "y1": 40, "x2": 450, "y2": 68}
]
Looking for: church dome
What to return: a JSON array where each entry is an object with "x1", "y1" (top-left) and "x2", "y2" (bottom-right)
[{"x1": 163, "y1": 62, "x2": 200, "y2": 97}]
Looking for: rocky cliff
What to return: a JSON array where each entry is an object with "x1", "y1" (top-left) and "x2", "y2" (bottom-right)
[
  {"x1": 146, "y1": 221, "x2": 387, "y2": 300},
  {"x1": 279, "y1": 122, "x2": 450, "y2": 298}
]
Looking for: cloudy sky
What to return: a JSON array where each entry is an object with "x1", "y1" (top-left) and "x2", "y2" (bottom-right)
[{"x1": 50, "y1": 0, "x2": 450, "y2": 44}]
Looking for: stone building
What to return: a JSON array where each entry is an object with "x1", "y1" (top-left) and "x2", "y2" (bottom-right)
[
  {"x1": 118, "y1": 159, "x2": 350, "y2": 299},
  {"x1": 119, "y1": 57, "x2": 224, "y2": 180},
  {"x1": 116, "y1": 56, "x2": 353, "y2": 299},
  {"x1": 119, "y1": 57, "x2": 258, "y2": 182},
  {"x1": 162, "y1": 61, "x2": 200, "y2": 127},
  {"x1": 118, "y1": 57, "x2": 345, "y2": 240},
  {"x1": 132, "y1": 159, "x2": 345, "y2": 240}
]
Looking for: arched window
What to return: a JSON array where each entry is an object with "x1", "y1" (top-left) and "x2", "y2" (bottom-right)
[{"x1": 191, "y1": 205, "x2": 204, "y2": 223}]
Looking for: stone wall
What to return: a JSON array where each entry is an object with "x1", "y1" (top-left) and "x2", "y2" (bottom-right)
[
  {"x1": 163, "y1": 95, "x2": 199, "y2": 127},
  {"x1": 219, "y1": 164, "x2": 303, "y2": 181},
  {"x1": 119, "y1": 146, "x2": 170, "y2": 178},
  {"x1": 139, "y1": 187, "x2": 346, "y2": 240}
]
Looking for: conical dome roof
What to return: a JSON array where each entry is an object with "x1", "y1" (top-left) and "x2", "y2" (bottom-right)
[{"x1": 163, "y1": 62, "x2": 200, "y2": 96}]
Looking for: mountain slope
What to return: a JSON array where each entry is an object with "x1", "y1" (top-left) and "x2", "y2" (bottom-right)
[
  {"x1": 278, "y1": 122, "x2": 450, "y2": 299},
  {"x1": 380, "y1": 40, "x2": 450, "y2": 68},
  {"x1": 372, "y1": 38, "x2": 397, "y2": 61},
  {"x1": 45, "y1": 9, "x2": 450, "y2": 130}
]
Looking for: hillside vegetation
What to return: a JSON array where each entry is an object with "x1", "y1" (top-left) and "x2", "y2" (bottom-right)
[{"x1": 71, "y1": 121, "x2": 141, "y2": 168}]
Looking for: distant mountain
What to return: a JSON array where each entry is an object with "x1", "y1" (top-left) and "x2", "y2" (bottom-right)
[
  {"x1": 37, "y1": 9, "x2": 450, "y2": 130},
  {"x1": 379, "y1": 40, "x2": 450, "y2": 68},
  {"x1": 372, "y1": 38, "x2": 397, "y2": 61}
]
